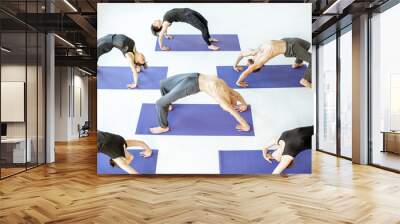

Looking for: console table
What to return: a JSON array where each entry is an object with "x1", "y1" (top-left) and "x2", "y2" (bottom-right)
[
  {"x1": 381, "y1": 131, "x2": 400, "y2": 155},
  {"x1": 1, "y1": 138, "x2": 32, "y2": 164}
]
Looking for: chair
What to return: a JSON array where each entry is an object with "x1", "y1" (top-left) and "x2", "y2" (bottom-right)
[{"x1": 78, "y1": 121, "x2": 90, "y2": 138}]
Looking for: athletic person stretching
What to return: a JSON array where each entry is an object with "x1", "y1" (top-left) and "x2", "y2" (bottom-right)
[
  {"x1": 233, "y1": 38, "x2": 311, "y2": 88},
  {"x1": 97, "y1": 131, "x2": 152, "y2": 174},
  {"x1": 97, "y1": 34, "x2": 147, "y2": 89},
  {"x1": 262, "y1": 126, "x2": 313, "y2": 174},
  {"x1": 151, "y1": 8, "x2": 220, "y2": 51},
  {"x1": 150, "y1": 73, "x2": 250, "y2": 134}
]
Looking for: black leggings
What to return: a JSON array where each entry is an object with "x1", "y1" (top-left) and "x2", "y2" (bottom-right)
[{"x1": 186, "y1": 11, "x2": 211, "y2": 45}]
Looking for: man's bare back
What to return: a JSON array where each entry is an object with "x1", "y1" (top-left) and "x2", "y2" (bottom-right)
[
  {"x1": 254, "y1": 40, "x2": 287, "y2": 65},
  {"x1": 199, "y1": 74, "x2": 232, "y2": 102}
]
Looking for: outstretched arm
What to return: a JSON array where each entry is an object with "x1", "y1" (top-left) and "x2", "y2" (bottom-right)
[
  {"x1": 235, "y1": 64, "x2": 259, "y2": 87},
  {"x1": 158, "y1": 23, "x2": 170, "y2": 51},
  {"x1": 272, "y1": 155, "x2": 293, "y2": 174},
  {"x1": 126, "y1": 139, "x2": 153, "y2": 157},
  {"x1": 263, "y1": 134, "x2": 281, "y2": 149},
  {"x1": 125, "y1": 52, "x2": 139, "y2": 89},
  {"x1": 112, "y1": 157, "x2": 138, "y2": 174},
  {"x1": 230, "y1": 90, "x2": 248, "y2": 112},
  {"x1": 219, "y1": 100, "x2": 250, "y2": 132},
  {"x1": 233, "y1": 50, "x2": 257, "y2": 71}
]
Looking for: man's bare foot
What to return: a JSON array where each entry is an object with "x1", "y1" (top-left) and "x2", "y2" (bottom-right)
[
  {"x1": 292, "y1": 63, "x2": 304, "y2": 69},
  {"x1": 299, "y1": 78, "x2": 312, "y2": 88},
  {"x1": 168, "y1": 105, "x2": 173, "y2": 111},
  {"x1": 209, "y1": 37, "x2": 218, "y2": 42},
  {"x1": 149, "y1": 126, "x2": 170, "y2": 134},
  {"x1": 127, "y1": 83, "x2": 137, "y2": 89},
  {"x1": 208, "y1": 45, "x2": 220, "y2": 51}
]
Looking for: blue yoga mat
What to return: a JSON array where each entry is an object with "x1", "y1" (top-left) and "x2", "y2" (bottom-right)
[
  {"x1": 219, "y1": 149, "x2": 311, "y2": 174},
  {"x1": 135, "y1": 103, "x2": 255, "y2": 136},
  {"x1": 97, "y1": 149, "x2": 158, "y2": 174},
  {"x1": 155, "y1": 34, "x2": 241, "y2": 51},
  {"x1": 217, "y1": 65, "x2": 307, "y2": 89},
  {"x1": 97, "y1": 66, "x2": 168, "y2": 89}
]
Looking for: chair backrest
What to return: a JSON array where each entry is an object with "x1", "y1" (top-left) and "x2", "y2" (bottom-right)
[{"x1": 82, "y1": 121, "x2": 90, "y2": 129}]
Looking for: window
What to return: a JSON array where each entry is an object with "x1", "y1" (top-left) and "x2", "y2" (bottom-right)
[
  {"x1": 370, "y1": 3, "x2": 400, "y2": 171},
  {"x1": 317, "y1": 36, "x2": 337, "y2": 154},
  {"x1": 339, "y1": 28, "x2": 352, "y2": 158}
]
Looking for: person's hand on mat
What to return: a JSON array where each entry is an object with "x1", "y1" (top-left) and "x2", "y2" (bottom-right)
[
  {"x1": 236, "y1": 124, "x2": 250, "y2": 132},
  {"x1": 236, "y1": 81, "x2": 248, "y2": 88},
  {"x1": 233, "y1": 66, "x2": 243, "y2": 72},
  {"x1": 208, "y1": 45, "x2": 220, "y2": 51},
  {"x1": 262, "y1": 148, "x2": 272, "y2": 163},
  {"x1": 234, "y1": 104, "x2": 248, "y2": 112},
  {"x1": 161, "y1": 46, "x2": 170, "y2": 51},
  {"x1": 168, "y1": 105, "x2": 173, "y2": 111},
  {"x1": 165, "y1": 35, "x2": 174, "y2": 40},
  {"x1": 127, "y1": 82, "x2": 137, "y2": 89},
  {"x1": 135, "y1": 66, "x2": 141, "y2": 73},
  {"x1": 140, "y1": 149, "x2": 152, "y2": 158}
]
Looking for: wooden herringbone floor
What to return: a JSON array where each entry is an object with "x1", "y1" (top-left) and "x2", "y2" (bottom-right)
[{"x1": 1, "y1": 135, "x2": 400, "y2": 224}]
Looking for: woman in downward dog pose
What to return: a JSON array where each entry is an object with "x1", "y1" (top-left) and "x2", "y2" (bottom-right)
[
  {"x1": 262, "y1": 126, "x2": 313, "y2": 174},
  {"x1": 151, "y1": 8, "x2": 220, "y2": 51},
  {"x1": 97, "y1": 131, "x2": 152, "y2": 174},
  {"x1": 97, "y1": 34, "x2": 147, "y2": 89}
]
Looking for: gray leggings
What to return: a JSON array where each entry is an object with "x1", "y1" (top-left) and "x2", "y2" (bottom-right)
[
  {"x1": 156, "y1": 73, "x2": 200, "y2": 128},
  {"x1": 282, "y1": 38, "x2": 312, "y2": 82}
]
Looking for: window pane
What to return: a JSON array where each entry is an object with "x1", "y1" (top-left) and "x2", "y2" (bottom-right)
[
  {"x1": 27, "y1": 31, "x2": 38, "y2": 169},
  {"x1": 371, "y1": 3, "x2": 400, "y2": 171},
  {"x1": 340, "y1": 29, "x2": 352, "y2": 158},
  {"x1": 1, "y1": 31, "x2": 27, "y2": 177},
  {"x1": 318, "y1": 37, "x2": 337, "y2": 154}
]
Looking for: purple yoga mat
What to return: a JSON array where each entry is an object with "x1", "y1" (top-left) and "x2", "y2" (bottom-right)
[
  {"x1": 155, "y1": 34, "x2": 241, "y2": 51},
  {"x1": 219, "y1": 149, "x2": 311, "y2": 174},
  {"x1": 97, "y1": 66, "x2": 168, "y2": 89},
  {"x1": 135, "y1": 103, "x2": 254, "y2": 136},
  {"x1": 97, "y1": 149, "x2": 158, "y2": 174},
  {"x1": 217, "y1": 65, "x2": 307, "y2": 89}
]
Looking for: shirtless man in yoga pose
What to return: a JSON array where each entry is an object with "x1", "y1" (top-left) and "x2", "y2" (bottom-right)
[
  {"x1": 151, "y1": 8, "x2": 220, "y2": 51},
  {"x1": 262, "y1": 126, "x2": 313, "y2": 174},
  {"x1": 97, "y1": 34, "x2": 147, "y2": 89},
  {"x1": 150, "y1": 73, "x2": 250, "y2": 134},
  {"x1": 233, "y1": 38, "x2": 311, "y2": 88},
  {"x1": 97, "y1": 131, "x2": 152, "y2": 174}
]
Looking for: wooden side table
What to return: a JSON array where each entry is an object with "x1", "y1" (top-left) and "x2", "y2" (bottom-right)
[{"x1": 381, "y1": 131, "x2": 400, "y2": 155}]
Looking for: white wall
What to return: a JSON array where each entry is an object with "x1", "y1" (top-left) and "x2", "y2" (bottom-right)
[
  {"x1": 1, "y1": 65, "x2": 36, "y2": 138},
  {"x1": 54, "y1": 67, "x2": 89, "y2": 141}
]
